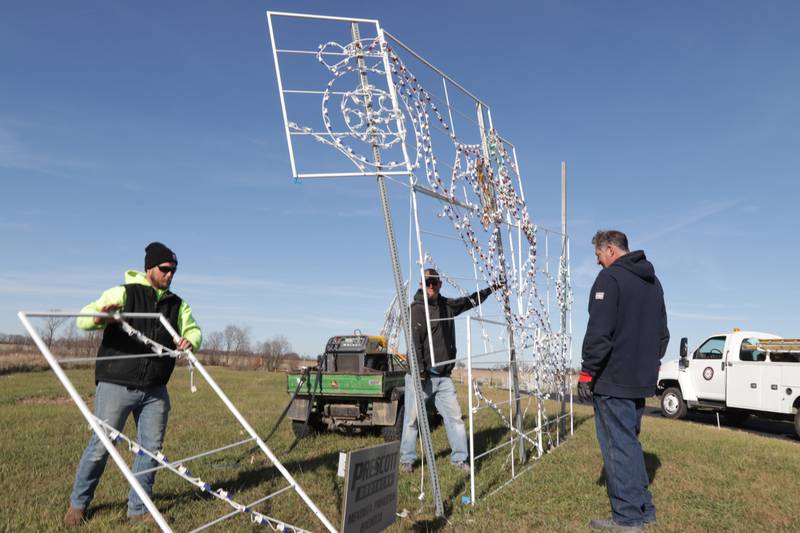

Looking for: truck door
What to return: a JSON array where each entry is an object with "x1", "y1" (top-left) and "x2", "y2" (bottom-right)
[
  {"x1": 689, "y1": 336, "x2": 727, "y2": 401},
  {"x1": 725, "y1": 336, "x2": 763, "y2": 410}
]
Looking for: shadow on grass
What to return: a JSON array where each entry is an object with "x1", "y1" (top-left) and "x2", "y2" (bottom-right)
[
  {"x1": 184, "y1": 446, "x2": 341, "y2": 506},
  {"x1": 595, "y1": 451, "x2": 661, "y2": 486},
  {"x1": 408, "y1": 516, "x2": 451, "y2": 531},
  {"x1": 85, "y1": 411, "x2": 596, "y2": 524},
  {"x1": 81, "y1": 444, "x2": 343, "y2": 517},
  {"x1": 643, "y1": 406, "x2": 800, "y2": 443}
]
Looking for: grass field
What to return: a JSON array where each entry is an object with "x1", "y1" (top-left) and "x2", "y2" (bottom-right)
[{"x1": 1, "y1": 366, "x2": 799, "y2": 532}]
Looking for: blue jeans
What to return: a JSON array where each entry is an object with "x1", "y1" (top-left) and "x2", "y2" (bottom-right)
[
  {"x1": 70, "y1": 382, "x2": 171, "y2": 516},
  {"x1": 399, "y1": 373, "x2": 468, "y2": 464},
  {"x1": 593, "y1": 394, "x2": 654, "y2": 527}
]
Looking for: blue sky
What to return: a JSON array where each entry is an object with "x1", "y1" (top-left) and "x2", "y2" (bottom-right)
[{"x1": 1, "y1": 1, "x2": 798, "y2": 364}]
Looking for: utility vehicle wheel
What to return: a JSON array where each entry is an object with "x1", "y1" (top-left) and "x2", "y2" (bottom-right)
[
  {"x1": 292, "y1": 419, "x2": 320, "y2": 439},
  {"x1": 381, "y1": 405, "x2": 404, "y2": 442},
  {"x1": 723, "y1": 410, "x2": 750, "y2": 427},
  {"x1": 661, "y1": 387, "x2": 687, "y2": 419}
]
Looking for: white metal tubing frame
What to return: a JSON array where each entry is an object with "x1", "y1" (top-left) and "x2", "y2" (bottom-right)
[
  {"x1": 266, "y1": 8, "x2": 572, "y2": 511},
  {"x1": 155, "y1": 314, "x2": 338, "y2": 532},
  {"x1": 18, "y1": 311, "x2": 337, "y2": 533},
  {"x1": 17, "y1": 312, "x2": 173, "y2": 533},
  {"x1": 88, "y1": 417, "x2": 305, "y2": 533},
  {"x1": 267, "y1": 11, "x2": 445, "y2": 517},
  {"x1": 463, "y1": 314, "x2": 572, "y2": 504},
  {"x1": 466, "y1": 315, "x2": 476, "y2": 505}
]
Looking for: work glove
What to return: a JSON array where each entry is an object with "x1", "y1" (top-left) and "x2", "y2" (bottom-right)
[
  {"x1": 490, "y1": 278, "x2": 506, "y2": 293},
  {"x1": 577, "y1": 372, "x2": 594, "y2": 403}
]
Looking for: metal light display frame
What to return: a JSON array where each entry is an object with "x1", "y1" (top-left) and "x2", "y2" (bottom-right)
[
  {"x1": 267, "y1": 11, "x2": 573, "y2": 510},
  {"x1": 18, "y1": 311, "x2": 337, "y2": 533}
]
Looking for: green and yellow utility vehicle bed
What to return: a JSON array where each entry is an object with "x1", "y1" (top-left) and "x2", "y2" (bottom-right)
[{"x1": 285, "y1": 334, "x2": 409, "y2": 441}]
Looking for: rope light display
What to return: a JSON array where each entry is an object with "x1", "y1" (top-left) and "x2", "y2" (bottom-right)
[{"x1": 269, "y1": 13, "x2": 575, "y2": 506}]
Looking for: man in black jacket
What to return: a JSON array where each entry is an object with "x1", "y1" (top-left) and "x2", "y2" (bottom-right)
[
  {"x1": 64, "y1": 242, "x2": 202, "y2": 527},
  {"x1": 399, "y1": 269, "x2": 497, "y2": 473},
  {"x1": 579, "y1": 230, "x2": 669, "y2": 532}
]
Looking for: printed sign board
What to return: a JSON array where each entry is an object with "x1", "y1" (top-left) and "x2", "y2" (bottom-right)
[{"x1": 341, "y1": 441, "x2": 400, "y2": 533}]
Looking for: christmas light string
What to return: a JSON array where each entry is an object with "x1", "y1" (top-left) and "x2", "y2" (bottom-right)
[{"x1": 287, "y1": 35, "x2": 571, "y2": 447}]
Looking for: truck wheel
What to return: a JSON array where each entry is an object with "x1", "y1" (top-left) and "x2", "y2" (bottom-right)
[
  {"x1": 292, "y1": 419, "x2": 321, "y2": 439},
  {"x1": 661, "y1": 387, "x2": 687, "y2": 419},
  {"x1": 381, "y1": 405, "x2": 404, "y2": 442},
  {"x1": 794, "y1": 410, "x2": 800, "y2": 439}
]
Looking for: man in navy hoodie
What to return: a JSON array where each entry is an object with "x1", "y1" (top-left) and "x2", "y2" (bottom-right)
[{"x1": 579, "y1": 230, "x2": 669, "y2": 532}]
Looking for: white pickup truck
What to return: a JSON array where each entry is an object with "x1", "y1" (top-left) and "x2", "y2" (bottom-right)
[{"x1": 657, "y1": 329, "x2": 800, "y2": 437}]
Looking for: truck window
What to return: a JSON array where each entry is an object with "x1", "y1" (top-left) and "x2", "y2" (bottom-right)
[
  {"x1": 694, "y1": 336, "x2": 725, "y2": 360},
  {"x1": 739, "y1": 337, "x2": 766, "y2": 362},
  {"x1": 770, "y1": 352, "x2": 800, "y2": 363}
]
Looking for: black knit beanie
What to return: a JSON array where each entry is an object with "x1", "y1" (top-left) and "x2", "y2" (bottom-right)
[{"x1": 144, "y1": 242, "x2": 178, "y2": 270}]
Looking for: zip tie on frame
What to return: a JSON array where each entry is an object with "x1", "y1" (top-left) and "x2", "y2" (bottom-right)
[{"x1": 188, "y1": 358, "x2": 197, "y2": 393}]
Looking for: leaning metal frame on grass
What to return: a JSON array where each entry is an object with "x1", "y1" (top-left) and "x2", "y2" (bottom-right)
[
  {"x1": 267, "y1": 10, "x2": 445, "y2": 516},
  {"x1": 266, "y1": 10, "x2": 572, "y2": 510},
  {"x1": 17, "y1": 310, "x2": 337, "y2": 533}
]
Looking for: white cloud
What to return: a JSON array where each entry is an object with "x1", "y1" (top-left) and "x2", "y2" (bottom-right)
[{"x1": 639, "y1": 199, "x2": 742, "y2": 244}]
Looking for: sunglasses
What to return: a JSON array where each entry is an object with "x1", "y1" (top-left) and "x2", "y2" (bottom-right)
[
  {"x1": 425, "y1": 278, "x2": 440, "y2": 287},
  {"x1": 157, "y1": 265, "x2": 177, "y2": 274}
]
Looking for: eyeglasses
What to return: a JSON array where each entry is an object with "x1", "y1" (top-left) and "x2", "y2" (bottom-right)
[
  {"x1": 157, "y1": 265, "x2": 177, "y2": 274},
  {"x1": 425, "y1": 278, "x2": 440, "y2": 287}
]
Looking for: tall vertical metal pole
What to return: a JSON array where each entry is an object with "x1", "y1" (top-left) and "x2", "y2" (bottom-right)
[
  {"x1": 476, "y1": 105, "x2": 524, "y2": 461},
  {"x1": 466, "y1": 316, "x2": 476, "y2": 506},
  {"x1": 559, "y1": 161, "x2": 568, "y2": 438},
  {"x1": 354, "y1": 22, "x2": 443, "y2": 516}
]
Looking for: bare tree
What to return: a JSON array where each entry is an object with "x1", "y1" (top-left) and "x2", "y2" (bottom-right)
[
  {"x1": 223, "y1": 325, "x2": 251, "y2": 354},
  {"x1": 82, "y1": 329, "x2": 103, "y2": 357},
  {"x1": 61, "y1": 322, "x2": 80, "y2": 356},
  {"x1": 258, "y1": 335, "x2": 292, "y2": 371},
  {"x1": 204, "y1": 331, "x2": 223, "y2": 354},
  {"x1": 39, "y1": 309, "x2": 68, "y2": 350}
]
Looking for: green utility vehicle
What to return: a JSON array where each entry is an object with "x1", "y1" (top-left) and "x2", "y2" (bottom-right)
[{"x1": 286, "y1": 334, "x2": 409, "y2": 441}]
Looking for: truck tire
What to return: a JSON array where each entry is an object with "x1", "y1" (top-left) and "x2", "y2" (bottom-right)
[
  {"x1": 292, "y1": 419, "x2": 321, "y2": 439},
  {"x1": 381, "y1": 405, "x2": 404, "y2": 442},
  {"x1": 661, "y1": 387, "x2": 687, "y2": 419},
  {"x1": 794, "y1": 410, "x2": 800, "y2": 440}
]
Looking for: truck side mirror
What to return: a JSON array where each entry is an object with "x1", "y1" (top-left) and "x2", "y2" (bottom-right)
[{"x1": 680, "y1": 337, "x2": 688, "y2": 359}]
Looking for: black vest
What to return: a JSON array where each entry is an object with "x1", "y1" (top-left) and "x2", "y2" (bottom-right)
[{"x1": 95, "y1": 283, "x2": 183, "y2": 388}]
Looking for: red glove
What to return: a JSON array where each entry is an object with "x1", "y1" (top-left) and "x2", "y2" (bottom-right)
[{"x1": 577, "y1": 372, "x2": 593, "y2": 402}]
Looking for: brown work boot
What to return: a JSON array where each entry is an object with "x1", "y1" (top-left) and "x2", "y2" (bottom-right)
[
  {"x1": 128, "y1": 512, "x2": 156, "y2": 524},
  {"x1": 64, "y1": 506, "x2": 86, "y2": 527}
]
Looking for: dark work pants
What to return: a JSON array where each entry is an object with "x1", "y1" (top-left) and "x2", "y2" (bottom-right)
[{"x1": 593, "y1": 394, "x2": 654, "y2": 527}]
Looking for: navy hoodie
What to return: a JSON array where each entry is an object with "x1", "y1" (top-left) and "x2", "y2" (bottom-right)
[{"x1": 581, "y1": 250, "x2": 669, "y2": 398}]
